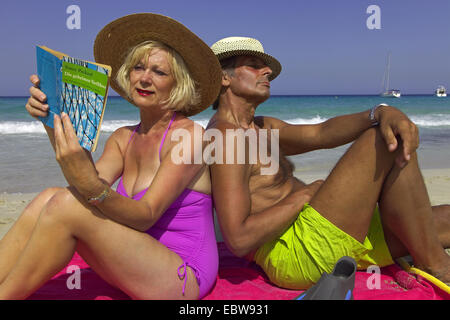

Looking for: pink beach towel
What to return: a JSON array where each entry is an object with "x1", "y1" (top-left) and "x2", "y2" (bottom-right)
[{"x1": 27, "y1": 242, "x2": 449, "y2": 300}]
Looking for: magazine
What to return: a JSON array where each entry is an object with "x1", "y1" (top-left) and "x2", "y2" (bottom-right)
[{"x1": 36, "y1": 45, "x2": 111, "y2": 152}]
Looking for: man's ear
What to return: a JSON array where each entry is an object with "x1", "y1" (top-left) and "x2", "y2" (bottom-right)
[{"x1": 221, "y1": 70, "x2": 231, "y2": 86}]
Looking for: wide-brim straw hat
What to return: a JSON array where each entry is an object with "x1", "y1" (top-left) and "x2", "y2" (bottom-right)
[
  {"x1": 94, "y1": 13, "x2": 222, "y2": 116},
  {"x1": 211, "y1": 37, "x2": 282, "y2": 81}
]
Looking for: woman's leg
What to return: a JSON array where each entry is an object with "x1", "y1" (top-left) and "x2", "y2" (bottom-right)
[
  {"x1": 0, "y1": 187, "x2": 62, "y2": 283},
  {"x1": 0, "y1": 187, "x2": 199, "y2": 300},
  {"x1": 0, "y1": 187, "x2": 117, "y2": 288}
]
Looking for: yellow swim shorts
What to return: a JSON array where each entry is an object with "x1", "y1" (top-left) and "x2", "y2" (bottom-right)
[{"x1": 254, "y1": 203, "x2": 394, "y2": 290}]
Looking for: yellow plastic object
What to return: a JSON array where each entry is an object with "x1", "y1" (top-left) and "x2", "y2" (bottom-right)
[{"x1": 396, "y1": 257, "x2": 450, "y2": 294}]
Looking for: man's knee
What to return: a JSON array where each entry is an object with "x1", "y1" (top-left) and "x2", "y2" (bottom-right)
[
  {"x1": 358, "y1": 127, "x2": 383, "y2": 145},
  {"x1": 357, "y1": 127, "x2": 409, "y2": 159}
]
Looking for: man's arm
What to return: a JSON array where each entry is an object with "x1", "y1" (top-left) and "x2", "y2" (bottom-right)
[
  {"x1": 211, "y1": 161, "x2": 320, "y2": 257},
  {"x1": 260, "y1": 105, "x2": 418, "y2": 167},
  {"x1": 259, "y1": 109, "x2": 373, "y2": 155},
  {"x1": 210, "y1": 125, "x2": 322, "y2": 257}
]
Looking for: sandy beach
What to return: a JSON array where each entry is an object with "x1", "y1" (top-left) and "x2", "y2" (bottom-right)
[{"x1": 1, "y1": 168, "x2": 450, "y2": 242}]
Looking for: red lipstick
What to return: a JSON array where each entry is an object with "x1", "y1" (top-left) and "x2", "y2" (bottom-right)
[{"x1": 136, "y1": 88, "x2": 154, "y2": 96}]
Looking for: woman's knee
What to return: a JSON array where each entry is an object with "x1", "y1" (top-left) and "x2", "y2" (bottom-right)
[
  {"x1": 41, "y1": 187, "x2": 64, "y2": 202},
  {"x1": 40, "y1": 187, "x2": 80, "y2": 222},
  {"x1": 21, "y1": 187, "x2": 63, "y2": 219},
  {"x1": 13, "y1": 187, "x2": 67, "y2": 234},
  {"x1": 33, "y1": 187, "x2": 63, "y2": 206}
]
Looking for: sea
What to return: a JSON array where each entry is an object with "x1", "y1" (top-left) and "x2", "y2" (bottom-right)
[{"x1": 1, "y1": 95, "x2": 450, "y2": 193}]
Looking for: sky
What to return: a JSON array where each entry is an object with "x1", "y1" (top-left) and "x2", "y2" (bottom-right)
[{"x1": 1, "y1": 0, "x2": 449, "y2": 96}]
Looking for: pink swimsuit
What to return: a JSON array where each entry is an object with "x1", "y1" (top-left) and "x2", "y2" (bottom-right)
[{"x1": 115, "y1": 113, "x2": 218, "y2": 298}]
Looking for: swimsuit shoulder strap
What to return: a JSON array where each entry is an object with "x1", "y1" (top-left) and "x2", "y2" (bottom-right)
[
  {"x1": 122, "y1": 123, "x2": 141, "y2": 156},
  {"x1": 159, "y1": 112, "x2": 176, "y2": 162},
  {"x1": 128, "y1": 123, "x2": 141, "y2": 145}
]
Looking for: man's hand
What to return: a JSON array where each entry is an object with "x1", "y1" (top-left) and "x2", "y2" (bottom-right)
[
  {"x1": 289, "y1": 179, "x2": 324, "y2": 211},
  {"x1": 376, "y1": 106, "x2": 419, "y2": 168}
]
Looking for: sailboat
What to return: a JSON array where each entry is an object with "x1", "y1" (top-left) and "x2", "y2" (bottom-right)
[{"x1": 381, "y1": 52, "x2": 401, "y2": 98}]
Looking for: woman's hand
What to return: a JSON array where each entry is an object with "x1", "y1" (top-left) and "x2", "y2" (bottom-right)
[
  {"x1": 25, "y1": 75, "x2": 49, "y2": 119},
  {"x1": 54, "y1": 112, "x2": 103, "y2": 198}
]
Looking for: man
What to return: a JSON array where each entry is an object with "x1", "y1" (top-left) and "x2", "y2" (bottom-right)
[{"x1": 207, "y1": 36, "x2": 450, "y2": 289}]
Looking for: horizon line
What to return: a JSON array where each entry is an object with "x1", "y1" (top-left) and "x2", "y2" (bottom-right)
[{"x1": 0, "y1": 93, "x2": 443, "y2": 99}]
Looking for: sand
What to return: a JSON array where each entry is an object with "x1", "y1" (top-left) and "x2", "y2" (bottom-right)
[
  {"x1": 1, "y1": 168, "x2": 449, "y2": 242},
  {"x1": 0, "y1": 192, "x2": 37, "y2": 240}
]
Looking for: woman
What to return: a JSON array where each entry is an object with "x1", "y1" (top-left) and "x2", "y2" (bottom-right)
[{"x1": 0, "y1": 13, "x2": 222, "y2": 299}]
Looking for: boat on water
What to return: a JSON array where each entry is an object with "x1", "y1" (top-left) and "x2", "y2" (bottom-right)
[
  {"x1": 435, "y1": 85, "x2": 447, "y2": 97},
  {"x1": 381, "y1": 89, "x2": 401, "y2": 98},
  {"x1": 380, "y1": 52, "x2": 401, "y2": 98}
]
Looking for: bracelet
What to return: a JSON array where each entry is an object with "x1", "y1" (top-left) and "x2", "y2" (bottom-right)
[
  {"x1": 369, "y1": 103, "x2": 388, "y2": 126},
  {"x1": 87, "y1": 184, "x2": 110, "y2": 206}
]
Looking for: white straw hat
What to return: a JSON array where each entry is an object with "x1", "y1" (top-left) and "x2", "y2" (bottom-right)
[{"x1": 211, "y1": 37, "x2": 281, "y2": 81}]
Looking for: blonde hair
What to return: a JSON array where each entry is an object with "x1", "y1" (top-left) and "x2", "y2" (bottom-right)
[{"x1": 116, "y1": 41, "x2": 200, "y2": 113}]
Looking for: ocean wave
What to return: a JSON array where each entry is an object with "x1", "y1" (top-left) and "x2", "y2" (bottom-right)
[
  {"x1": 284, "y1": 116, "x2": 329, "y2": 125},
  {"x1": 285, "y1": 115, "x2": 450, "y2": 127},
  {"x1": 0, "y1": 120, "x2": 137, "y2": 135},
  {"x1": 0, "y1": 121, "x2": 46, "y2": 134},
  {"x1": 1, "y1": 115, "x2": 449, "y2": 135},
  {"x1": 100, "y1": 120, "x2": 140, "y2": 132},
  {"x1": 409, "y1": 115, "x2": 450, "y2": 127},
  {"x1": 0, "y1": 119, "x2": 209, "y2": 135}
]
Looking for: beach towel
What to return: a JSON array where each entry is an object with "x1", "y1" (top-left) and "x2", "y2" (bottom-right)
[{"x1": 27, "y1": 242, "x2": 449, "y2": 300}]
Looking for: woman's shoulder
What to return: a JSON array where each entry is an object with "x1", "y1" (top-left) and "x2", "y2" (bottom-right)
[
  {"x1": 112, "y1": 123, "x2": 139, "y2": 135},
  {"x1": 164, "y1": 116, "x2": 206, "y2": 154},
  {"x1": 107, "y1": 124, "x2": 140, "y2": 149}
]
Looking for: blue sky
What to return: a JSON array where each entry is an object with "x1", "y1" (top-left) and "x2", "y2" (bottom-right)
[{"x1": 1, "y1": 0, "x2": 449, "y2": 96}]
